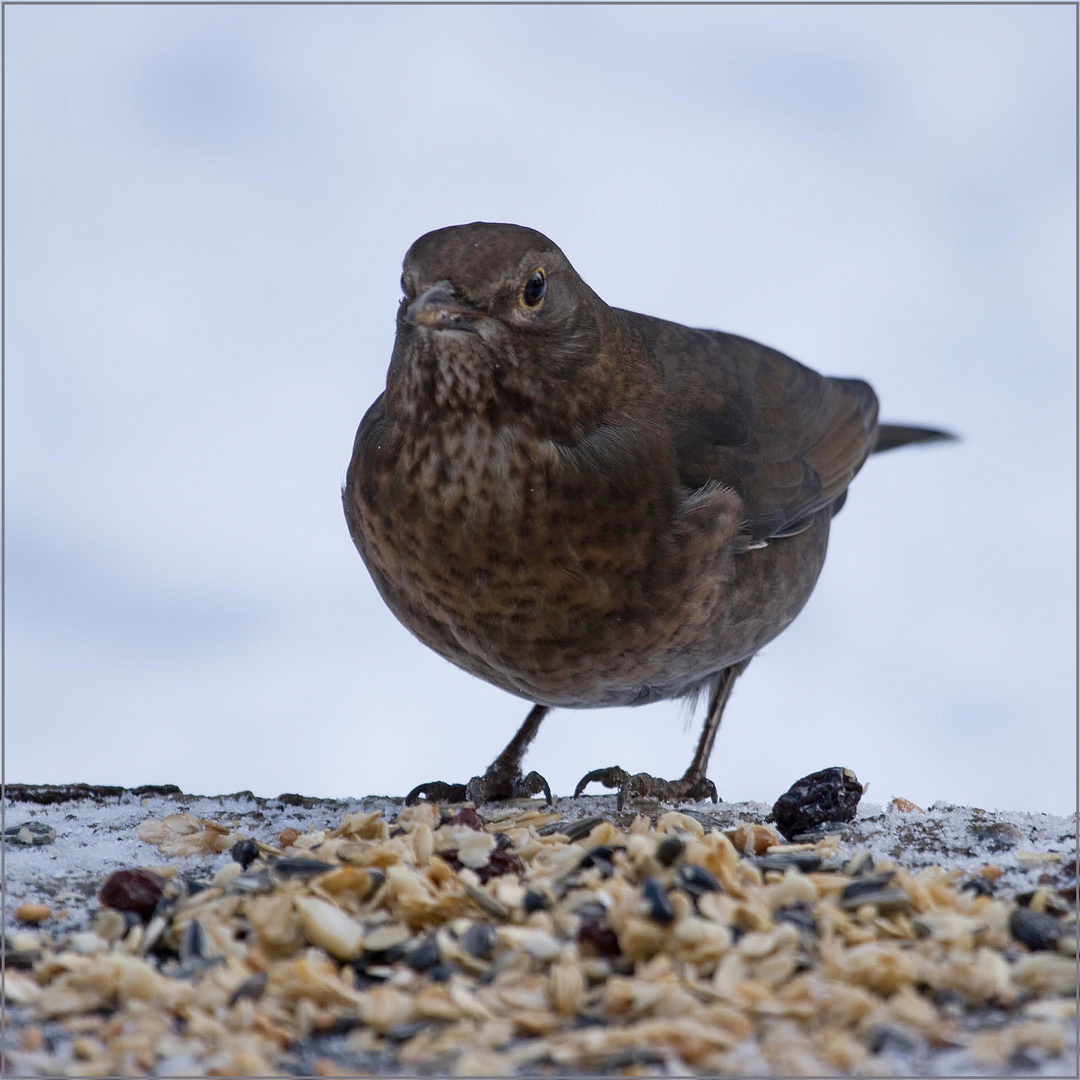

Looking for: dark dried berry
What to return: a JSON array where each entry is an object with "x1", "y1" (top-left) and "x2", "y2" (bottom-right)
[
  {"x1": 230, "y1": 839, "x2": 260, "y2": 870},
  {"x1": 523, "y1": 889, "x2": 551, "y2": 913},
  {"x1": 578, "y1": 914, "x2": 621, "y2": 958},
  {"x1": 438, "y1": 850, "x2": 464, "y2": 872},
  {"x1": 450, "y1": 807, "x2": 485, "y2": 830},
  {"x1": 405, "y1": 936, "x2": 441, "y2": 972},
  {"x1": 655, "y1": 835, "x2": 685, "y2": 867},
  {"x1": 771, "y1": 767, "x2": 863, "y2": 841},
  {"x1": 426, "y1": 962, "x2": 454, "y2": 982},
  {"x1": 1010, "y1": 907, "x2": 1064, "y2": 951},
  {"x1": 477, "y1": 848, "x2": 525, "y2": 883},
  {"x1": 642, "y1": 877, "x2": 675, "y2": 924},
  {"x1": 98, "y1": 868, "x2": 166, "y2": 921},
  {"x1": 676, "y1": 863, "x2": 721, "y2": 898},
  {"x1": 461, "y1": 922, "x2": 497, "y2": 960}
]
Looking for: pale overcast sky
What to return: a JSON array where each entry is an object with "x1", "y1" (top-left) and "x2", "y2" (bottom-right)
[{"x1": 6, "y1": 5, "x2": 1075, "y2": 814}]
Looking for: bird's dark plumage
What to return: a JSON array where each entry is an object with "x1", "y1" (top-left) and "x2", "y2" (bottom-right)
[{"x1": 343, "y1": 222, "x2": 953, "y2": 806}]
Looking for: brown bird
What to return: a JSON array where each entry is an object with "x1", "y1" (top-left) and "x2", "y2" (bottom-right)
[{"x1": 343, "y1": 222, "x2": 952, "y2": 807}]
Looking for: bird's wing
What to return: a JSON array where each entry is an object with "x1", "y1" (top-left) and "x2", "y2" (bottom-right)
[{"x1": 642, "y1": 317, "x2": 880, "y2": 545}]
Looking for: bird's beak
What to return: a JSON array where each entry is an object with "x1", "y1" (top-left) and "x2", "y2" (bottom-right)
[{"x1": 406, "y1": 281, "x2": 486, "y2": 330}]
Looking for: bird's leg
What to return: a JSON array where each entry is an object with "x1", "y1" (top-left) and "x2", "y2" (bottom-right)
[
  {"x1": 574, "y1": 659, "x2": 752, "y2": 809},
  {"x1": 406, "y1": 704, "x2": 552, "y2": 806}
]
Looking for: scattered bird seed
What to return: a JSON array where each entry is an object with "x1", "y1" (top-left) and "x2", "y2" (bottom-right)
[
  {"x1": 5, "y1": 799, "x2": 1074, "y2": 1078},
  {"x1": 523, "y1": 888, "x2": 552, "y2": 913},
  {"x1": 230, "y1": 838, "x2": 260, "y2": 869},
  {"x1": 843, "y1": 850, "x2": 875, "y2": 877},
  {"x1": 655, "y1": 834, "x2": 685, "y2": 867},
  {"x1": 271, "y1": 856, "x2": 337, "y2": 879},
  {"x1": 404, "y1": 936, "x2": 440, "y2": 972},
  {"x1": 642, "y1": 876, "x2": 675, "y2": 924},
  {"x1": 178, "y1": 919, "x2": 206, "y2": 963},
  {"x1": 541, "y1": 815, "x2": 606, "y2": 841},
  {"x1": 755, "y1": 851, "x2": 823, "y2": 873},
  {"x1": 227, "y1": 971, "x2": 268, "y2": 1006},
  {"x1": 1010, "y1": 907, "x2": 1065, "y2": 951},
  {"x1": 840, "y1": 871, "x2": 896, "y2": 903},
  {"x1": 461, "y1": 921, "x2": 497, "y2": 959},
  {"x1": 676, "y1": 862, "x2": 721, "y2": 897}
]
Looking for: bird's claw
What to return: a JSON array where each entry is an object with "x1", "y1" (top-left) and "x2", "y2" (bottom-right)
[
  {"x1": 574, "y1": 766, "x2": 719, "y2": 809},
  {"x1": 405, "y1": 780, "x2": 469, "y2": 805},
  {"x1": 406, "y1": 770, "x2": 552, "y2": 807},
  {"x1": 466, "y1": 769, "x2": 552, "y2": 806}
]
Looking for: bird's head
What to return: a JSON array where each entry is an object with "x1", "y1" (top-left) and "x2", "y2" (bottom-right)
[{"x1": 386, "y1": 222, "x2": 609, "y2": 435}]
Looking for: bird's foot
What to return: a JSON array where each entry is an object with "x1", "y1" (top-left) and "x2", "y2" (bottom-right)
[
  {"x1": 573, "y1": 766, "x2": 719, "y2": 810},
  {"x1": 405, "y1": 768, "x2": 552, "y2": 807}
]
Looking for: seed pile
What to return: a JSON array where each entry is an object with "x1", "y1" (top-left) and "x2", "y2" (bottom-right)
[{"x1": 3, "y1": 801, "x2": 1076, "y2": 1077}]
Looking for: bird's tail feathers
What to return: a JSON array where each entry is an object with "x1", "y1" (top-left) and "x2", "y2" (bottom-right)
[{"x1": 873, "y1": 423, "x2": 957, "y2": 454}]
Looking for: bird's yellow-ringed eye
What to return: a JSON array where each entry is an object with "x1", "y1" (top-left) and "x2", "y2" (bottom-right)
[{"x1": 521, "y1": 269, "x2": 546, "y2": 308}]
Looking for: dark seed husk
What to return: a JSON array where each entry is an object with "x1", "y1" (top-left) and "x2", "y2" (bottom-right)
[
  {"x1": 387, "y1": 1020, "x2": 431, "y2": 1045},
  {"x1": 1010, "y1": 907, "x2": 1064, "y2": 951},
  {"x1": 843, "y1": 850, "x2": 875, "y2": 877},
  {"x1": 677, "y1": 863, "x2": 721, "y2": 897},
  {"x1": 461, "y1": 921, "x2": 497, "y2": 960},
  {"x1": 869, "y1": 1025, "x2": 918, "y2": 1055},
  {"x1": 771, "y1": 767, "x2": 863, "y2": 841},
  {"x1": 839, "y1": 887, "x2": 910, "y2": 914},
  {"x1": 271, "y1": 857, "x2": 337, "y2": 879},
  {"x1": 404, "y1": 936, "x2": 441, "y2": 972},
  {"x1": 774, "y1": 902, "x2": 819, "y2": 936},
  {"x1": 755, "y1": 852, "x2": 822, "y2": 873},
  {"x1": 229, "y1": 871, "x2": 276, "y2": 895},
  {"x1": 961, "y1": 877, "x2": 996, "y2": 897},
  {"x1": 179, "y1": 918, "x2": 206, "y2": 963},
  {"x1": 539, "y1": 816, "x2": 605, "y2": 841},
  {"x1": 523, "y1": 888, "x2": 552, "y2": 913},
  {"x1": 231, "y1": 839, "x2": 260, "y2": 870},
  {"x1": 840, "y1": 872, "x2": 896, "y2": 903},
  {"x1": 655, "y1": 835, "x2": 685, "y2": 867},
  {"x1": 642, "y1": 876, "x2": 675, "y2": 924},
  {"x1": 579, "y1": 846, "x2": 618, "y2": 878},
  {"x1": 227, "y1": 971, "x2": 268, "y2": 1006}
]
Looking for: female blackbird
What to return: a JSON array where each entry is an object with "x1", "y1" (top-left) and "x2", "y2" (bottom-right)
[{"x1": 343, "y1": 223, "x2": 952, "y2": 807}]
